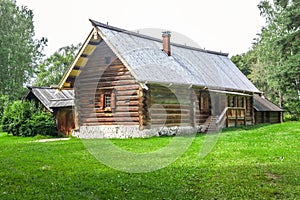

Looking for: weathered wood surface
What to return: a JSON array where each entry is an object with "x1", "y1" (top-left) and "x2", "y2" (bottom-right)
[
  {"x1": 56, "y1": 108, "x2": 76, "y2": 136},
  {"x1": 76, "y1": 49, "x2": 140, "y2": 126}
]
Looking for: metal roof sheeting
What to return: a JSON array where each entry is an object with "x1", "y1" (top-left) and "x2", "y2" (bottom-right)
[
  {"x1": 253, "y1": 94, "x2": 284, "y2": 112},
  {"x1": 92, "y1": 20, "x2": 260, "y2": 93},
  {"x1": 27, "y1": 87, "x2": 74, "y2": 112}
]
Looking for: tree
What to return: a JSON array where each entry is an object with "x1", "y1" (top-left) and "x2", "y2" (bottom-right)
[
  {"x1": 34, "y1": 44, "x2": 81, "y2": 87},
  {"x1": 231, "y1": 54, "x2": 251, "y2": 77},
  {"x1": 0, "y1": 0, "x2": 46, "y2": 100},
  {"x1": 256, "y1": 0, "x2": 300, "y2": 119},
  {"x1": 233, "y1": 0, "x2": 300, "y2": 120}
]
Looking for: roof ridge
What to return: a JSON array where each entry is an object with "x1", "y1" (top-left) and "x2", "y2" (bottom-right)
[
  {"x1": 89, "y1": 19, "x2": 228, "y2": 57},
  {"x1": 27, "y1": 86, "x2": 53, "y2": 89}
]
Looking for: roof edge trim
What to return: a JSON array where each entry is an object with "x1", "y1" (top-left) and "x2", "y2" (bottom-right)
[{"x1": 58, "y1": 28, "x2": 97, "y2": 89}]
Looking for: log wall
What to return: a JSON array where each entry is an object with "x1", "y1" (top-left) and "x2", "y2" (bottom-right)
[
  {"x1": 75, "y1": 40, "x2": 140, "y2": 127},
  {"x1": 145, "y1": 85, "x2": 198, "y2": 128},
  {"x1": 254, "y1": 111, "x2": 282, "y2": 124}
]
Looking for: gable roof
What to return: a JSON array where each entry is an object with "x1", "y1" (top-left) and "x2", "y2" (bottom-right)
[
  {"x1": 60, "y1": 19, "x2": 260, "y2": 93},
  {"x1": 253, "y1": 94, "x2": 284, "y2": 112},
  {"x1": 26, "y1": 86, "x2": 74, "y2": 112}
]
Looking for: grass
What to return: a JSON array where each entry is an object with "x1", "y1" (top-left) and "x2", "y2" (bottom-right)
[{"x1": 0, "y1": 122, "x2": 299, "y2": 199}]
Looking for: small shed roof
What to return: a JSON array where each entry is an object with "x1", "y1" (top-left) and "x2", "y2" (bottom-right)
[
  {"x1": 26, "y1": 86, "x2": 74, "y2": 112},
  {"x1": 253, "y1": 94, "x2": 284, "y2": 112}
]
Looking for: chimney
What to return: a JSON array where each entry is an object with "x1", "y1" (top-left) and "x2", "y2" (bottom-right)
[{"x1": 162, "y1": 31, "x2": 171, "y2": 56}]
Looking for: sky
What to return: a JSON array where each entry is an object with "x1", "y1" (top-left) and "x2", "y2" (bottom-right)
[{"x1": 16, "y1": 0, "x2": 265, "y2": 57}]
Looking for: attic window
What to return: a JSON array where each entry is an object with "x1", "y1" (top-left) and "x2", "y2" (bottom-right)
[{"x1": 105, "y1": 57, "x2": 111, "y2": 65}]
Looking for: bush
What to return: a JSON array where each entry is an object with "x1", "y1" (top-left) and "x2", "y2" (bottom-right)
[
  {"x1": 29, "y1": 110, "x2": 57, "y2": 136},
  {"x1": 1, "y1": 101, "x2": 57, "y2": 136}
]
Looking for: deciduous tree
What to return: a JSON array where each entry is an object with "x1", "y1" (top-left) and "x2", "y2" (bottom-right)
[
  {"x1": 0, "y1": 0, "x2": 46, "y2": 100},
  {"x1": 34, "y1": 44, "x2": 81, "y2": 87}
]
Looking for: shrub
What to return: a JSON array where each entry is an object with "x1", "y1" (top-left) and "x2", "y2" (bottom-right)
[
  {"x1": 29, "y1": 110, "x2": 57, "y2": 136},
  {"x1": 1, "y1": 101, "x2": 57, "y2": 136}
]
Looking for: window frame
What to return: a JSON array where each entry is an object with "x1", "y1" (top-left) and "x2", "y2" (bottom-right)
[{"x1": 99, "y1": 89, "x2": 116, "y2": 112}]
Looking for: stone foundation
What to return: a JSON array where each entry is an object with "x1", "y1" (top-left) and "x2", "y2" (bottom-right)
[{"x1": 72, "y1": 125, "x2": 200, "y2": 139}]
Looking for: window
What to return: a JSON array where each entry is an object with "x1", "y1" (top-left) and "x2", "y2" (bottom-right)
[
  {"x1": 99, "y1": 89, "x2": 115, "y2": 112},
  {"x1": 104, "y1": 93, "x2": 111, "y2": 108},
  {"x1": 228, "y1": 96, "x2": 245, "y2": 108},
  {"x1": 228, "y1": 96, "x2": 235, "y2": 107},
  {"x1": 238, "y1": 96, "x2": 244, "y2": 108},
  {"x1": 105, "y1": 57, "x2": 111, "y2": 65}
]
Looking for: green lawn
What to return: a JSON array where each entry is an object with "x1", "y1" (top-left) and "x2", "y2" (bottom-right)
[{"x1": 0, "y1": 122, "x2": 299, "y2": 199}]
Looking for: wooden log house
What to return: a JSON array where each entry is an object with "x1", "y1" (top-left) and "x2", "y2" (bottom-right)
[{"x1": 55, "y1": 19, "x2": 283, "y2": 138}]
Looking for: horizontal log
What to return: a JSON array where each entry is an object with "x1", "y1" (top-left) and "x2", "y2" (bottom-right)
[
  {"x1": 98, "y1": 80, "x2": 137, "y2": 87},
  {"x1": 79, "y1": 65, "x2": 127, "y2": 73},
  {"x1": 100, "y1": 75, "x2": 134, "y2": 82},
  {"x1": 76, "y1": 76, "x2": 135, "y2": 86},
  {"x1": 106, "y1": 65, "x2": 125, "y2": 70},
  {"x1": 80, "y1": 117, "x2": 140, "y2": 123},
  {"x1": 151, "y1": 91, "x2": 193, "y2": 97},
  {"x1": 116, "y1": 95, "x2": 139, "y2": 101},
  {"x1": 115, "y1": 107, "x2": 139, "y2": 112},
  {"x1": 77, "y1": 105, "x2": 140, "y2": 112},
  {"x1": 148, "y1": 123, "x2": 193, "y2": 128},
  {"x1": 77, "y1": 108, "x2": 138, "y2": 114},
  {"x1": 151, "y1": 95, "x2": 192, "y2": 104},
  {"x1": 80, "y1": 112, "x2": 139, "y2": 118},
  {"x1": 151, "y1": 100, "x2": 191, "y2": 105},
  {"x1": 78, "y1": 71, "x2": 132, "y2": 80},
  {"x1": 149, "y1": 104, "x2": 190, "y2": 110},
  {"x1": 116, "y1": 90, "x2": 139, "y2": 96},
  {"x1": 150, "y1": 113, "x2": 190, "y2": 117},
  {"x1": 76, "y1": 89, "x2": 139, "y2": 98},
  {"x1": 116, "y1": 100, "x2": 139, "y2": 106},
  {"x1": 76, "y1": 81, "x2": 137, "y2": 89},
  {"x1": 150, "y1": 118, "x2": 191, "y2": 124},
  {"x1": 115, "y1": 85, "x2": 140, "y2": 91},
  {"x1": 80, "y1": 122, "x2": 139, "y2": 126},
  {"x1": 150, "y1": 109, "x2": 190, "y2": 115}
]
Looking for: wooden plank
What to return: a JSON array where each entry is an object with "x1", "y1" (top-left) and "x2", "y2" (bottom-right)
[
  {"x1": 80, "y1": 117, "x2": 140, "y2": 123},
  {"x1": 69, "y1": 70, "x2": 81, "y2": 77},
  {"x1": 115, "y1": 107, "x2": 139, "y2": 112},
  {"x1": 78, "y1": 80, "x2": 136, "y2": 88},
  {"x1": 150, "y1": 109, "x2": 190, "y2": 115},
  {"x1": 150, "y1": 119, "x2": 191, "y2": 125},
  {"x1": 116, "y1": 100, "x2": 139, "y2": 106},
  {"x1": 82, "y1": 44, "x2": 97, "y2": 55},
  {"x1": 76, "y1": 91, "x2": 138, "y2": 99},
  {"x1": 76, "y1": 57, "x2": 88, "y2": 67},
  {"x1": 116, "y1": 95, "x2": 139, "y2": 101},
  {"x1": 80, "y1": 122, "x2": 139, "y2": 126},
  {"x1": 116, "y1": 90, "x2": 139, "y2": 96}
]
